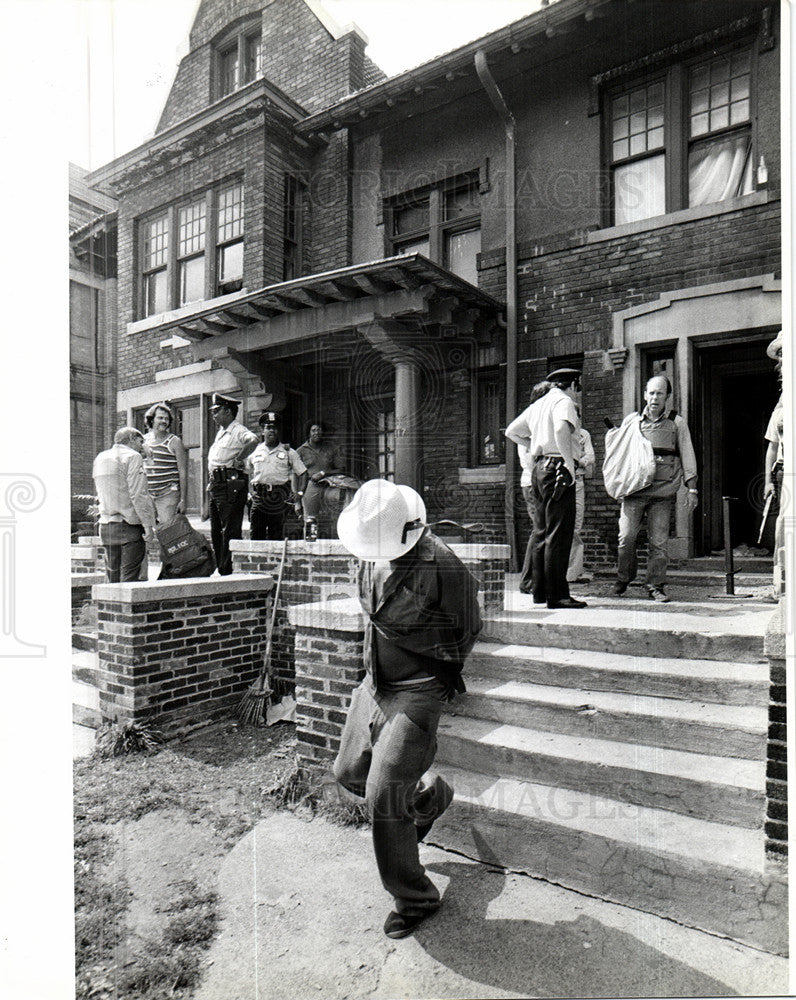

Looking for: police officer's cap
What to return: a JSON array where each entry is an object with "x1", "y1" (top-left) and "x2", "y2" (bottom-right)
[
  {"x1": 547, "y1": 367, "x2": 582, "y2": 386},
  {"x1": 210, "y1": 393, "x2": 240, "y2": 412},
  {"x1": 258, "y1": 410, "x2": 281, "y2": 428}
]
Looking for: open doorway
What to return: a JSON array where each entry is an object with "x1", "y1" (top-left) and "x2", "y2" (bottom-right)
[{"x1": 692, "y1": 336, "x2": 780, "y2": 554}]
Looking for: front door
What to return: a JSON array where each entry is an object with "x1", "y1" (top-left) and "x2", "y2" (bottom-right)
[{"x1": 693, "y1": 337, "x2": 779, "y2": 554}]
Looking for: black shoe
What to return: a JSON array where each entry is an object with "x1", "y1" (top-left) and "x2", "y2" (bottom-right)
[
  {"x1": 519, "y1": 583, "x2": 533, "y2": 594},
  {"x1": 532, "y1": 596, "x2": 546, "y2": 605},
  {"x1": 547, "y1": 597, "x2": 588, "y2": 609},
  {"x1": 384, "y1": 909, "x2": 433, "y2": 939},
  {"x1": 612, "y1": 580, "x2": 628, "y2": 596}
]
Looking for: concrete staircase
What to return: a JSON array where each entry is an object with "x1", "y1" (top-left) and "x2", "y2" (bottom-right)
[{"x1": 430, "y1": 592, "x2": 786, "y2": 955}]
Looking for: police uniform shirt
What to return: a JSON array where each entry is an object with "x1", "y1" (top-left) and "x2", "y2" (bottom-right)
[
  {"x1": 527, "y1": 387, "x2": 579, "y2": 459},
  {"x1": 249, "y1": 442, "x2": 307, "y2": 486},
  {"x1": 208, "y1": 420, "x2": 259, "y2": 472}
]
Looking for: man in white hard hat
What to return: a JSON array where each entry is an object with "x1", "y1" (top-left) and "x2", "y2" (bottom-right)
[{"x1": 334, "y1": 479, "x2": 482, "y2": 940}]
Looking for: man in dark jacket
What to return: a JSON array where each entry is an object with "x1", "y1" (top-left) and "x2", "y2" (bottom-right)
[{"x1": 334, "y1": 479, "x2": 482, "y2": 940}]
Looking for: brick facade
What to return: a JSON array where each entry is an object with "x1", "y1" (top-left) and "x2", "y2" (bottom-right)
[{"x1": 92, "y1": 576, "x2": 273, "y2": 734}]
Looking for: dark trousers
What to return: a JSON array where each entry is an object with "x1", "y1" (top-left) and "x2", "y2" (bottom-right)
[
  {"x1": 209, "y1": 478, "x2": 248, "y2": 575},
  {"x1": 531, "y1": 458, "x2": 576, "y2": 605},
  {"x1": 334, "y1": 680, "x2": 453, "y2": 917},
  {"x1": 250, "y1": 484, "x2": 290, "y2": 541},
  {"x1": 519, "y1": 484, "x2": 537, "y2": 592},
  {"x1": 100, "y1": 521, "x2": 146, "y2": 583}
]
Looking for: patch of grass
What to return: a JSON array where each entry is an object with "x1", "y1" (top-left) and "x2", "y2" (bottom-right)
[
  {"x1": 118, "y1": 880, "x2": 219, "y2": 998},
  {"x1": 265, "y1": 765, "x2": 370, "y2": 828},
  {"x1": 73, "y1": 600, "x2": 98, "y2": 630}
]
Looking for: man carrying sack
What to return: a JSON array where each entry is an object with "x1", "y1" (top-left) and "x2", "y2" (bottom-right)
[
  {"x1": 612, "y1": 375, "x2": 698, "y2": 602},
  {"x1": 333, "y1": 479, "x2": 482, "y2": 940}
]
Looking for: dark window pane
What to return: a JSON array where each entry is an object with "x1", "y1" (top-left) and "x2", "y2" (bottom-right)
[
  {"x1": 477, "y1": 373, "x2": 505, "y2": 466},
  {"x1": 393, "y1": 199, "x2": 429, "y2": 235},
  {"x1": 444, "y1": 183, "x2": 479, "y2": 220},
  {"x1": 243, "y1": 34, "x2": 261, "y2": 83}
]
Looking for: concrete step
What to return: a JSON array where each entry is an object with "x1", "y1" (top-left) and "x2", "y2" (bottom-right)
[
  {"x1": 73, "y1": 678, "x2": 100, "y2": 730},
  {"x1": 436, "y1": 716, "x2": 764, "y2": 828},
  {"x1": 457, "y1": 674, "x2": 766, "y2": 759},
  {"x1": 484, "y1": 606, "x2": 767, "y2": 662},
  {"x1": 467, "y1": 641, "x2": 768, "y2": 706},
  {"x1": 429, "y1": 765, "x2": 787, "y2": 955}
]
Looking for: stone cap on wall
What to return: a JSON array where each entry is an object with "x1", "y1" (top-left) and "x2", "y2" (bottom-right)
[
  {"x1": 763, "y1": 603, "x2": 787, "y2": 660},
  {"x1": 93, "y1": 574, "x2": 274, "y2": 604},
  {"x1": 288, "y1": 597, "x2": 364, "y2": 632},
  {"x1": 232, "y1": 539, "x2": 510, "y2": 561}
]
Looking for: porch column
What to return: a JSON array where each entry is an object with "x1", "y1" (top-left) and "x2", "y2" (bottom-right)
[{"x1": 394, "y1": 357, "x2": 422, "y2": 491}]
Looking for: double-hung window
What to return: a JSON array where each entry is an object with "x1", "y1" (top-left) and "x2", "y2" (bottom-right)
[
  {"x1": 217, "y1": 27, "x2": 262, "y2": 98},
  {"x1": 388, "y1": 174, "x2": 481, "y2": 285},
  {"x1": 282, "y1": 174, "x2": 306, "y2": 281},
  {"x1": 216, "y1": 182, "x2": 244, "y2": 295},
  {"x1": 139, "y1": 180, "x2": 244, "y2": 317},
  {"x1": 607, "y1": 43, "x2": 756, "y2": 225}
]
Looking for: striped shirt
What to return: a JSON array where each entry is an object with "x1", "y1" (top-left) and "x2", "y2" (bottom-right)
[{"x1": 143, "y1": 433, "x2": 180, "y2": 497}]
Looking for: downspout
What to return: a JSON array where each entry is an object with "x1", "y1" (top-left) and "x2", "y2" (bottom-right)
[{"x1": 475, "y1": 49, "x2": 519, "y2": 570}]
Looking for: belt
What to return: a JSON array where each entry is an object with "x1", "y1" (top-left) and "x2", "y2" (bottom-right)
[
  {"x1": 252, "y1": 482, "x2": 289, "y2": 493},
  {"x1": 210, "y1": 467, "x2": 247, "y2": 483}
]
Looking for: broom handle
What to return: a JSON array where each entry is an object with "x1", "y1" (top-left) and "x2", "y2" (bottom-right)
[{"x1": 259, "y1": 536, "x2": 288, "y2": 692}]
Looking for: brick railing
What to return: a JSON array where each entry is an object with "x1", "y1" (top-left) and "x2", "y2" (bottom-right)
[{"x1": 92, "y1": 575, "x2": 273, "y2": 735}]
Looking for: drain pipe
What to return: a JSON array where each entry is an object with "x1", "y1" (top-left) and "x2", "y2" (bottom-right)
[{"x1": 475, "y1": 49, "x2": 519, "y2": 569}]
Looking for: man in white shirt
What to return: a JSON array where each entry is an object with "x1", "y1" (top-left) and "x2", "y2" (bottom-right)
[
  {"x1": 93, "y1": 427, "x2": 156, "y2": 582},
  {"x1": 505, "y1": 368, "x2": 587, "y2": 609},
  {"x1": 207, "y1": 393, "x2": 259, "y2": 574}
]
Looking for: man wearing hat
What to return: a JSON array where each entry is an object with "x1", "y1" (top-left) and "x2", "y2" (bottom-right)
[
  {"x1": 334, "y1": 479, "x2": 482, "y2": 939},
  {"x1": 248, "y1": 412, "x2": 306, "y2": 540},
  {"x1": 505, "y1": 368, "x2": 587, "y2": 609},
  {"x1": 207, "y1": 393, "x2": 259, "y2": 574}
]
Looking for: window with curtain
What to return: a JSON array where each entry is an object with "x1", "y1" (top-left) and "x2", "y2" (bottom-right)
[
  {"x1": 688, "y1": 51, "x2": 754, "y2": 207},
  {"x1": 605, "y1": 42, "x2": 757, "y2": 224}
]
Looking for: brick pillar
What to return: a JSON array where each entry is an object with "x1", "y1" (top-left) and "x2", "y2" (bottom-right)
[
  {"x1": 288, "y1": 599, "x2": 365, "y2": 772},
  {"x1": 764, "y1": 605, "x2": 787, "y2": 864}
]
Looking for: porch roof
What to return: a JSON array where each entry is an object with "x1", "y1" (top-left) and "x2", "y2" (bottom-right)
[{"x1": 127, "y1": 253, "x2": 504, "y2": 345}]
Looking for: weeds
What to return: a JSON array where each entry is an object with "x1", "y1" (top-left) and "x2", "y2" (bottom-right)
[{"x1": 96, "y1": 720, "x2": 166, "y2": 758}]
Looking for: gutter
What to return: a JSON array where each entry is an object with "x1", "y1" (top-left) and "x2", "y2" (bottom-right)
[{"x1": 475, "y1": 49, "x2": 519, "y2": 571}]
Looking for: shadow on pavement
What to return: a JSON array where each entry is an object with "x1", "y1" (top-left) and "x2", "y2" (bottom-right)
[{"x1": 413, "y1": 855, "x2": 737, "y2": 999}]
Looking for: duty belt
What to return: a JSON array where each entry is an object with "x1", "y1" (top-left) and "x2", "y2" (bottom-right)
[
  {"x1": 252, "y1": 482, "x2": 289, "y2": 493},
  {"x1": 211, "y1": 467, "x2": 247, "y2": 484}
]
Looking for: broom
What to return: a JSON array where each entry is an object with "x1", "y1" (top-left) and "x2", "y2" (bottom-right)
[{"x1": 237, "y1": 535, "x2": 288, "y2": 726}]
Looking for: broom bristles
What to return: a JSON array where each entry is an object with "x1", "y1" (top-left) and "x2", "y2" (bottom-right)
[{"x1": 236, "y1": 684, "x2": 273, "y2": 726}]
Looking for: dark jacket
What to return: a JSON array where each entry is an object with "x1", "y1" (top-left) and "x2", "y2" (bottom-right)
[{"x1": 358, "y1": 530, "x2": 482, "y2": 694}]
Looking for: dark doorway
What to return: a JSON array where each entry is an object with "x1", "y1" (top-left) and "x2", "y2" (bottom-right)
[{"x1": 693, "y1": 336, "x2": 780, "y2": 554}]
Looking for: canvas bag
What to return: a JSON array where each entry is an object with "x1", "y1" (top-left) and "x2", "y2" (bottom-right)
[
  {"x1": 602, "y1": 413, "x2": 657, "y2": 500},
  {"x1": 156, "y1": 514, "x2": 216, "y2": 578}
]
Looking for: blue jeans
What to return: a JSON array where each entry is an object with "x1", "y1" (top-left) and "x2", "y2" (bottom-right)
[
  {"x1": 334, "y1": 680, "x2": 453, "y2": 916},
  {"x1": 617, "y1": 495, "x2": 673, "y2": 588}
]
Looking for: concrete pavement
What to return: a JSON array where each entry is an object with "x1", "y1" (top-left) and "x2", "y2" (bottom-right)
[{"x1": 193, "y1": 811, "x2": 788, "y2": 1000}]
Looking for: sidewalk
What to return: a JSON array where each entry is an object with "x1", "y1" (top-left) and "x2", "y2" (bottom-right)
[{"x1": 193, "y1": 811, "x2": 787, "y2": 1000}]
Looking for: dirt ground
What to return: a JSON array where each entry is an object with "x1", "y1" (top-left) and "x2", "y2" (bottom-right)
[{"x1": 73, "y1": 720, "x2": 299, "y2": 1000}]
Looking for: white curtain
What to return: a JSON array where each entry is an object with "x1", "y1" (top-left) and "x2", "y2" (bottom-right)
[{"x1": 689, "y1": 133, "x2": 754, "y2": 207}]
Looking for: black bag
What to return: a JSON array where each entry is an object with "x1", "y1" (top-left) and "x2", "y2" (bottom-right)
[{"x1": 156, "y1": 515, "x2": 216, "y2": 579}]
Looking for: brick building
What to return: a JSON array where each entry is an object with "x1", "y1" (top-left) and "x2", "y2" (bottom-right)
[
  {"x1": 85, "y1": 0, "x2": 782, "y2": 567},
  {"x1": 69, "y1": 163, "x2": 118, "y2": 528}
]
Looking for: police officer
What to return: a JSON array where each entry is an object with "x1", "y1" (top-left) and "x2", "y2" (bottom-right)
[
  {"x1": 207, "y1": 393, "x2": 259, "y2": 575},
  {"x1": 506, "y1": 368, "x2": 586, "y2": 609},
  {"x1": 249, "y1": 412, "x2": 306, "y2": 540}
]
